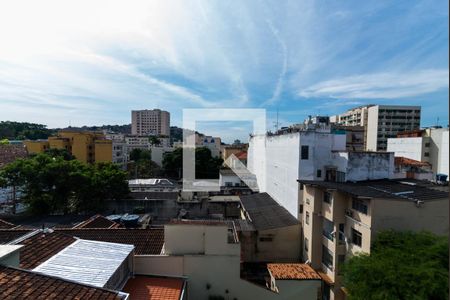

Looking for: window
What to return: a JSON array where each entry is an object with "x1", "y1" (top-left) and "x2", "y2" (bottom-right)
[
  {"x1": 338, "y1": 223, "x2": 345, "y2": 244},
  {"x1": 316, "y1": 169, "x2": 322, "y2": 178},
  {"x1": 299, "y1": 183, "x2": 304, "y2": 190},
  {"x1": 306, "y1": 198, "x2": 310, "y2": 205},
  {"x1": 323, "y1": 218, "x2": 334, "y2": 241},
  {"x1": 323, "y1": 192, "x2": 332, "y2": 204},
  {"x1": 336, "y1": 171, "x2": 346, "y2": 183},
  {"x1": 301, "y1": 145, "x2": 309, "y2": 160},
  {"x1": 424, "y1": 152, "x2": 430, "y2": 157},
  {"x1": 352, "y1": 198, "x2": 368, "y2": 214},
  {"x1": 425, "y1": 142, "x2": 430, "y2": 147},
  {"x1": 352, "y1": 228, "x2": 362, "y2": 247},
  {"x1": 304, "y1": 238, "x2": 309, "y2": 253},
  {"x1": 322, "y1": 245, "x2": 333, "y2": 270},
  {"x1": 305, "y1": 212, "x2": 310, "y2": 225},
  {"x1": 299, "y1": 204, "x2": 303, "y2": 214}
]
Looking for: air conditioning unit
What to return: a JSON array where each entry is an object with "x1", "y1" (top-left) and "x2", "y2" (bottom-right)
[{"x1": 345, "y1": 209, "x2": 353, "y2": 218}]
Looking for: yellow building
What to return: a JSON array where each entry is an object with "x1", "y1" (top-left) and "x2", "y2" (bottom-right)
[
  {"x1": 24, "y1": 140, "x2": 49, "y2": 154},
  {"x1": 24, "y1": 130, "x2": 112, "y2": 164}
]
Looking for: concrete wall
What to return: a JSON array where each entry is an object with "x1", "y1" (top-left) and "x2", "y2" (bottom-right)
[
  {"x1": 429, "y1": 128, "x2": 449, "y2": 178},
  {"x1": 134, "y1": 255, "x2": 184, "y2": 276},
  {"x1": 150, "y1": 146, "x2": 175, "y2": 167},
  {"x1": 372, "y1": 198, "x2": 449, "y2": 236},
  {"x1": 254, "y1": 225, "x2": 301, "y2": 262},
  {"x1": 366, "y1": 106, "x2": 379, "y2": 151},
  {"x1": 387, "y1": 137, "x2": 423, "y2": 161}
]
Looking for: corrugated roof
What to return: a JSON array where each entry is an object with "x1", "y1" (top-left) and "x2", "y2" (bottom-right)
[
  {"x1": 123, "y1": 276, "x2": 185, "y2": 300},
  {"x1": 298, "y1": 179, "x2": 448, "y2": 201},
  {"x1": 268, "y1": 263, "x2": 321, "y2": 280},
  {"x1": 0, "y1": 266, "x2": 123, "y2": 300},
  {"x1": 240, "y1": 193, "x2": 299, "y2": 230},
  {"x1": 33, "y1": 239, "x2": 134, "y2": 288}
]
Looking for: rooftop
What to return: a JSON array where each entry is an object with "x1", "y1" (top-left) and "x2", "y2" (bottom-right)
[
  {"x1": 55, "y1": 228, "x2": 164, "y2": 255},
  {"x1": 0, "y1": 266, "x2": 123, "y2": 300},
  {"x1": 0, "y1": 219, "x2": 17, "y2": 230},
  {"x1": 0, "y1": 144, "x2": 27, "y2": 168},
  {"x1": 123, "y1": 276, "x2": 185, "y2": 300},
  {"x1": 267, "y1": 263, "x2": 321, "y2": 280},
  {"x1": 0, "y1": 229, "x2": 33, "y2": 244},
  {"x1": 394, "y1": 156, "x2": 431, "y2": 167},
  {"x1": 73, "y1": 215, "x2": 120, "y2": 229},
  {"x1": 240, "y1": 193, "x2": 299, "y2": 230},
  {"x1": 33, "y1": 239, "x2": 134, "y2": 288},
  {"x1": 129, "y1": 192, "x2": 179, "y2": 201},
  {"x1": 128, "y1": 179, "x2": 174, "y2": 186},
  {"x1": 298, "y1": 179, "x2": 449, "y2": 201}
]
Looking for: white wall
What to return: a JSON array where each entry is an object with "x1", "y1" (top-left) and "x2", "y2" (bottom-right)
[
  {"x1": 387, "y1": 137, "x2": 423, "y2": 161},
  {"x1": 150, "y1": 146, "x2": 175, "y2": 167},
  {"x1": 430, "y1": 128, "x2": 449, "y2": 178},
  {"x1": 366, "y1": 106, "x2": 379, "y2": 151}
]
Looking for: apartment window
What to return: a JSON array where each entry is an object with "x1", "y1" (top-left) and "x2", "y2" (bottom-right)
[
  {"x1": 299, "y1": 204, "x2": 303, "y2": 214},
  {"x1": 424, "y1": 152, "x2": 430, "y2": 157},
  {"x1": 305, "y1": 212, "x2": 310, "y2": 225},
  {"x1": 323, "y1": 218, "x2": 334, "y2": 241},
  {"x1": 352, "y1": 198, "x2": 368, "y2": 215},
  {"x1": 259, "y1": 236, "x2": 273, "y2": 242},
  {"x1": 301, "y1": 145, "x2": 309, "y2": 160},
  {"x1": 306, "y1": 198, "x2": 310, "y2": 205},
  {"x1": 338, "y1": 223, "x2": 345, "y2": 244},
  {"x1": 317, "y1": 169, "x2": 322, "y2": 178},
  {"x1": 336, "y1": 171, "x2": 346, "y2": 183},
  {"x1": 425, "y1": 142, "x2": 430, "y2": 147},
  {"x1": 323, "y1": 192, "x2": 332, "y2": 204},
  {"x1": 322, "y1": 245, "x2": 333, "y2": 270},
  {"x1": 352, "y1": 228, "x2": 362, "y2": 247},
  {"x1": 304, "y1": 238, "x2": 309, "y2": 253}
]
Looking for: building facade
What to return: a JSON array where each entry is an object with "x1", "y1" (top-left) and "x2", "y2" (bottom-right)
[
  {"x1": 387, "y1": 127, "x2": 449, "y2": 180},
  {"x1": 299, "y1": 179, "x2": 448, "y2": 300},
  {"x1": 131, "y1": 109, "x2": 170, "y2": 136}
]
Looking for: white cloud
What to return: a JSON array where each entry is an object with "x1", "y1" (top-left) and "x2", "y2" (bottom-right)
[{"x1": 298, "y1": 69, "x2": 449, "y2": 99}]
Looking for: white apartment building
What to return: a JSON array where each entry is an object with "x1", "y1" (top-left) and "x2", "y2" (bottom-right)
[
  {"x1": 131, "y1": 109, "x2": 170, "y2": 136},
  {"x1": 247, "y1": 129, "x2": 347, "y2": 218},
  {"x1": 299, "y1": 179, "x2": 449, "y2": 300},
  {"x1": 332, "y1": 105, "x2": 421, "y2": 151},
  {"x1": 387, "y1": 127, "x2": 449, "y2": 180}
]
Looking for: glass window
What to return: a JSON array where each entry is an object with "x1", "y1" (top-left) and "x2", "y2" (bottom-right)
[
  {"x1": 424, "y1": 152, "x2": 430, "y2": 157},
  {"x1": 323, "y1": 218, "x2": 334, "y2": 241},
  {"x1": 306, "y1": 212, "x2": 310, "y2": 225},
  {"x1": 352, "y1": 198, "x2": 368, "y2": 214},
  {"x1": 322, "y1": 245, "x2": 333, "y2": 270},
  {"x1": 338, "y1": 223, "x2": 345, "y2": 243},
  {"x1": 301, "y1": 145, "x2": 309, "y2": 160},
  {"x1": 317, "y1": 169, "x2": 322, "y2": 178},
  {"x1": 352, "y1": 228, "x2": 362, "y2": 247},
  {"x1": 323, "y1": 192, "x2": 332, "y2": 204}
]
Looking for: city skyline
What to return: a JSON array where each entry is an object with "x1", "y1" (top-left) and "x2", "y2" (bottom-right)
[{"x1": 0, "y1": 0, "x2": 448, "y2": 141}]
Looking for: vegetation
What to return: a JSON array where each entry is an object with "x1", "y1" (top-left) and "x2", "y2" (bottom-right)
[
  {"x1": 162, "y1": 147, "x2": 223, "y2": 179},
  {"x1": 343, "y1": 230, "x2": 448, "y2": 300},
  {"x1": 127, "y1": 148, "x2": 161, "y2": 178},
  {"x1": 0, "y1": 121, "x2": 55, "y2": 140},
  {"x1": 0, "y1": 152, "x2": 129, "y2": 215}
]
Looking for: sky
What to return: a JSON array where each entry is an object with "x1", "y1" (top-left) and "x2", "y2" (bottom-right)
[{"x1": 0, "y1": 0, "x2": 448, "y2": 143}]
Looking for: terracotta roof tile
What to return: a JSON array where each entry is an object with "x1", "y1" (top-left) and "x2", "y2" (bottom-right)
[
  {"x1": 16, "y1": 230, "x2": 76, "y2": 269},
  {"x1": 0, "y1": 229, "x2": 33, "y2": 244},
  {"x1": 123, "y1": 276, "x2": 185, "y2": 300},
  {"x1": 267, "y1": 263, "x2": 321, "y2": 280},
  {"x1": 394, "y1": 156, "x2": 431, "y2": 167},
  {"x1": 0, "y1": 219, "x2": 17, "y2": 229},
  {"x1": 56, "y1": 228, "x2": 164, "y2": 255},
  {"x1": 0, "y1": 266, "x2": 123, "y2": 300},
  {"x1": 73, "y1": 215, "x2": 120, "y2": 229}
]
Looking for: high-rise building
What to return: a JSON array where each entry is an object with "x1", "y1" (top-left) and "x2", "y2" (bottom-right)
[
  {"x1": 332, "y1": 105, "x2": 421, "y2": 151},
  {"x1": 131, "y1": 109, "x2": 170, "y2": 136}
]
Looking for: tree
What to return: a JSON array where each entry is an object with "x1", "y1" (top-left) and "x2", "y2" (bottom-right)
[
  {"x1": 149, "y1": 136, "x2": 161, "y2": 146},
  {"x1": 0, "y1": 152, "x2": 129, "y2": 215},
  {"x1": 162, "y1": 147, "x2": 223, "y2": 179},
  {"x1": 342, "y1": 230, "x2": 448, "y2": 300},
  {"x1": 44, "y1": 148, "x2": 75, "y2": 160},
  {"x1": 129, "y1": 148, "x2": 151, "y2": 162}
]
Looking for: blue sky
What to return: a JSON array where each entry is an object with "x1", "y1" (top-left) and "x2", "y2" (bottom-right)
[{"x1": 0, "y1": 0, "x2": 448, "y2": 143}]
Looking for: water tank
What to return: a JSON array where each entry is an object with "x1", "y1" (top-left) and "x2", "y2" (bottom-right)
[
  {"x1": 121, "y1": 214, "x2": 140, "y2": 227},
  {"x1": 106, "y1": 215, "x2": 122, "y2": 222}
]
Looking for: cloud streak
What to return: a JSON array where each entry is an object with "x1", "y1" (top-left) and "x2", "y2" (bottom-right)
[{"x1": 298, "y1": 69, "x2": 449, "y2": 99}]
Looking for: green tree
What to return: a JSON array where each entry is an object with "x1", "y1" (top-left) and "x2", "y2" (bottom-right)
[
  {"x1": 44, "y1": 148, "x2": 75, "y2": 160},
  {"x1": 0, "y1": 152, "x2": 129, "y2": 215},
  {"x1": 342, "y1": 230, "x2": 448, "y2": 300},
  {"x1": 149, "y1": 136, "x2": 161, "y2": 146},
  {"x1": 162, "y1": 147, "x2": 223, "y2": 179}
]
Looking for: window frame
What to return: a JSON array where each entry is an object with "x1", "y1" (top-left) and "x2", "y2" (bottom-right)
[
  {"x1": 301, "y1": 145, "x2": 309, "y2": 160},
  {"x1": 351, "y1": 228, "x2": 362, "y2": 247}
]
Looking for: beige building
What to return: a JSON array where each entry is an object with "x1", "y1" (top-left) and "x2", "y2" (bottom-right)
[
  {"x1": 332, "y1": 105, "x2": 421, "y2": 151},
  {"x1": 131, "y1": 109, "x2": 170, "y2": 136},
  {"x1": 299, "y1": 179, "x2": 448, "y2": 300}
]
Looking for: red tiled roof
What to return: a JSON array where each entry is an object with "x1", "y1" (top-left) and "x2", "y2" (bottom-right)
[
  {"x1": 0, "y1": 229, "x2": 33, "y2": 244},
  {"x1": 0, "y1": 219, "x2": 17, "y2": 229},
  {"x1": 122, "y1": 276, "x2": 185, "y2": 300},
  {"x1": 394, "y1": 156, "x2": 431, "y2": 167},
  {"x1": 235, "y1": 151, "x2": 247, "y2": 160},
  {"x1": 73, "y1": 215, "x2": 120, "y2": 229},
  {"x1": 0, "y1": 266, "x2": 122, "y2": 300},
  {"x1": 16, "y1": 230, "x2": 76, "y2": 269},
  {"x1": 267, "y1": 263, "x2": 321, "y2": 280},
  {"x1": 55, "y1": 228, "x2": 164, "y2": 255}
]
